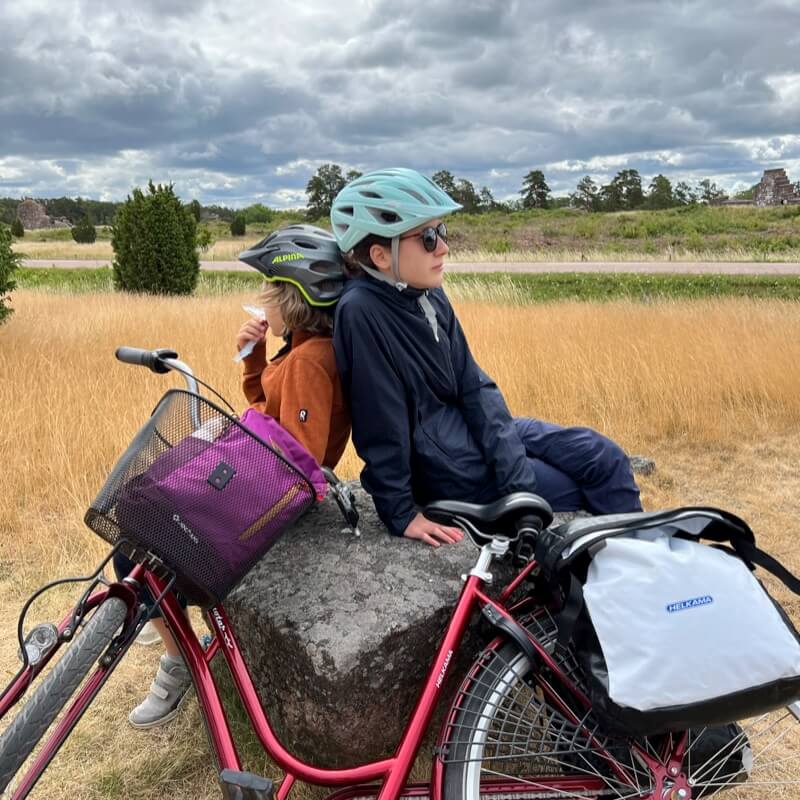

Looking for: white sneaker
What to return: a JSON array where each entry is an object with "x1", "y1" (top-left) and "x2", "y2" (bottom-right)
[
  {"x1": 135, "y1": 621, "x2": 161, "y2": 646},
  {"x1": 128, "y1": 654, "x2": 192, "y2": 729}
]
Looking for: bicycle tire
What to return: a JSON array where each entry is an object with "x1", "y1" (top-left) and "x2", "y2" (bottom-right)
[
  {"x1": 441, "y1": 641, "x2": 653, "y2": 800},
  {"x1": 0, "y1": 596, "x2": 128, "y2": 793}
]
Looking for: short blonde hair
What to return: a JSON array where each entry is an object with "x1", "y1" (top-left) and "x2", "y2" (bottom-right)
[{"x1": 260, "y1": 281, "x2": 333, "y2": 336}]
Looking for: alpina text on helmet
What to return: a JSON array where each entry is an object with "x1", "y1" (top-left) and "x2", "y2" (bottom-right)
[{"x1": 273, "y1": 252, "x2": 304, "y2": 264}]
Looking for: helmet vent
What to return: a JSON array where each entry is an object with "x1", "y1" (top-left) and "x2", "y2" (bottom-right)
[
  {"x1": 317, "y1": 279, "x2": 342, "y2": 295},
  {"x1": 400, "y1": 188, "x2": 427, "y2": 204},
  {"x1": 294, "y1": 239, "x2": 319, "y2": 250},
  {"x1": 359, "y1": 190, "x2": 382, "y2": 199},
  {"x1": 310, "y1": 261, "x2": 342, "y2": 276},
  {"x1": 339, "y1": 205, "x2": 354, "y2": 217}
]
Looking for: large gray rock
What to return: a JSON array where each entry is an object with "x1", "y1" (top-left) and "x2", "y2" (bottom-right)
[
  {"x1": 224, "y1": 482, "x2": 588, "y2": 767},
  {"x1": 629, "y1": 454, "x2": 656, "y2": 477}
]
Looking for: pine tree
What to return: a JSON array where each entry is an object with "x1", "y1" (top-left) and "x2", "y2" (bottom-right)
[
  {"x1": 111, "y1": 181, "x2": 199, "y2": 295},
  {"x1": 71, "y1": 215, "x2": 97, "y2": 243},
  {"x1": 646, "y1": 175, "x2": 674, "y2": 209},
  {"x1": 571, "y1": 176, "x2": 601, "y2": 212},
  {"x1": 230, "y1": 214, "x2": 246, "y2": 236},
  {"x1": 520, "y1": 170, "x2": 551, "y2": 209},
  {"x1": 305, "y1": 164, "x2": 348, "y2": 220},
  {"x1": 0, "y1": 225, "x2": 20, "y2": 324}
]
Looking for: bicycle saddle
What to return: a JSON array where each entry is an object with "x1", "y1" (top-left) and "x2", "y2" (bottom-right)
[{"x1": 424, "y1": 492, "x2": 553, "y2": 542}]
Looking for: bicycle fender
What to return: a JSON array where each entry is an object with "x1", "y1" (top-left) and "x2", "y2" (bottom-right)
[{"x1": 480, "y1": 605, "x2": 539, "y2": 671}]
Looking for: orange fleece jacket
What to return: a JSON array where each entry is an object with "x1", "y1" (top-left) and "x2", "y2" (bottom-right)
[{"x1": 241, "y1": 331, "x2": 350, "y2": 469}]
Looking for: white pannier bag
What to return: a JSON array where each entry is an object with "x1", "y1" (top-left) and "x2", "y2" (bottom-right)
[{"x1": 535, "y1": 507, "x2": 800, "y2": 735}]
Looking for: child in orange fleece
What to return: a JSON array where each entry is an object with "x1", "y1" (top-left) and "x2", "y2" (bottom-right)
[{"x1": 122, "y1": 224, "x2": 350, "y2": 729}]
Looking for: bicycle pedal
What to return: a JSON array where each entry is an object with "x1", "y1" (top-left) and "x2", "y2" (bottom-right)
[{"x1": 219, "y1": 769, "x2": 274, "y2": 800}]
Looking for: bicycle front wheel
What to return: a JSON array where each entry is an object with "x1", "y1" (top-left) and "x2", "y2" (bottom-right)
[{"x1": 0, "y1": 596, "x2": 128, "y2": 793}]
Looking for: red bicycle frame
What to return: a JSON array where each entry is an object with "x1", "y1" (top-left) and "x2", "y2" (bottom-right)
[{"x1": 2, "y1": 550, "x2": 681, "y2": 800}]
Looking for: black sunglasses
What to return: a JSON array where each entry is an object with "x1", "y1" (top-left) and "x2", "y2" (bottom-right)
[{"x1": 400, "y1": 222, "x2": 448, "y2": 253}]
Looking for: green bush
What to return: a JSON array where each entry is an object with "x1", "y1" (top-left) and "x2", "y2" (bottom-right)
[
  {"x1": 112, "y1": 181, "x2": 199, "y2": 295},
  {"x1": 71, "y1": 215, "x2": 97, "y2": 244},
  {"x1": 242, "y1": 203, "x2": 273, "y2": 224},
  {"x1": 0, "y1": 225, "x2": 20, "y2": 324},
  {"x1": 230, "y1": 214, "x2": 246, "y2": 237},
  {"x1": 196, "y1": 227, "x2": 214, "y2": 252},
  {"x1": 11, "y1": 218, "x2": 24, "y2": 238}
]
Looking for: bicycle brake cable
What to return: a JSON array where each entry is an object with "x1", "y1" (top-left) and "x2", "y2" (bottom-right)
[
  {"x1": 165, "y1": 362, "x2": 238, "y2": 416},
  {"x1": 8, "y1": 547, "x2": 119, "y2": 689}
]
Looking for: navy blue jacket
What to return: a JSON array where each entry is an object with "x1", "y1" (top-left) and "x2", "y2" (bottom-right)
[{"x1": 333, "y1": 275, "x2": 537, "y2": 536}]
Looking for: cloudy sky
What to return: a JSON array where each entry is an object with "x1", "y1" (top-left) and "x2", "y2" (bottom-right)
[{"x1": 1, "y1": 0, "x2": 799, "y2": 207}]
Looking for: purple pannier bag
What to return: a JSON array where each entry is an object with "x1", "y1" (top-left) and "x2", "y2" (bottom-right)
[{"x1": 108, "y1": 398, "x2": 327, "y2": 606}]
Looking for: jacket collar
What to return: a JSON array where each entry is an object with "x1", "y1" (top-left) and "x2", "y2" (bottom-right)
[
  {"x1": 347, "y1": 272, "x2": 427, "y2": 308},
  {"x1": 269, "y1": 329, "x2": 324, "y2": 362}
]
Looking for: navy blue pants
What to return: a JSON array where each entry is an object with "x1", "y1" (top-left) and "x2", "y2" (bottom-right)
[
  {"x1": 491, "y1": 417, "x2": 642, "y2": 514},
  {"x1": 113, "y1": 552, "x2": 188, "y2": 617}
]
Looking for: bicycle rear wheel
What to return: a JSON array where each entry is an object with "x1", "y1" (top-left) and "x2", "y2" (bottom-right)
[
  {"x1": 441, "y1": 641, "x2": 652, "y2": 800},
  {"x1": 0, "y1": 596, "x2": 128, "y2": 793},
  {"x1": 440, "y1": 609, "x2": 800, "y2": 800}
]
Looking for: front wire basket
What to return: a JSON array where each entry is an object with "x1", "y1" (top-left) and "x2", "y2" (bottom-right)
[{"x1": 85, "y1": 389, "x2": 316, "y2": 606}]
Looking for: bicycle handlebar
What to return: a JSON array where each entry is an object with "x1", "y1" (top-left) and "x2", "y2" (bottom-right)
[
  {"x1": 115, "y1": 347, "x2": 201, "y2": 428},
  {"x1": 115, "y1": 347, "x2": 179, "y2": 374}
]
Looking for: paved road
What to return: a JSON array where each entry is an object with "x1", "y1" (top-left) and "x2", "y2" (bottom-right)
[{"x1": 20, "y1": 258, "x2": 800, "y2": 274}]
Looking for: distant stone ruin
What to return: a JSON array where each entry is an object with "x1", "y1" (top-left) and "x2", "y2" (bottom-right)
[
  {"x1": 754, "y1": 169, "x2": 800, "y2": 207},
  {"x1": 15, "y1": 198, "x2": 71, "y2": 230}
]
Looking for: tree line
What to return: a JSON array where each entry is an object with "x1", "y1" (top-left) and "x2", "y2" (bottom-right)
[
  {"x1": 1, "y1": 166, "x2": 789, "y2": 233},
  {"x1": 302, "y1": 164, "x2": 759, "y2": 217},
  {"x1": 0, "y1": 196, "x2": 275, "y2": 228}
]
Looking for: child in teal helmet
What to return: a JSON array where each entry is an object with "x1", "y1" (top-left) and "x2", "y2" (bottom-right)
[{"x1": 331, "y1": 168, "x2": 642, "y2": 547}]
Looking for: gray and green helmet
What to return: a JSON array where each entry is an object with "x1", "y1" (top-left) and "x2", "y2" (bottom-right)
[{"x1": 238, "y1": 224, "x2": 345, "y2": 307}]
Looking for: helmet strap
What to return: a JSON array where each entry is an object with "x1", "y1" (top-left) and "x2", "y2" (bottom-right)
[
  {"x1": 355, "y1": 238, "x2": 408, "y2": 291},
  {"x1": 390, "y1": 237, "x2": 407, "y2": 290}
]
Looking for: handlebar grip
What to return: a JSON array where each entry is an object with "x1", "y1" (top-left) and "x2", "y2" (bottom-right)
[{"x1": 115, "y1": 347, "x2": 178, "y2": 374}]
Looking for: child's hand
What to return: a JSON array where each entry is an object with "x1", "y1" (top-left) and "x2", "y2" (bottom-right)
[
  {"x1": 236, "y1": 318, "x2": 268, "y2": 352},
  {"x1": 403, "y1": 512, "x2": 464, "y2": 548}
]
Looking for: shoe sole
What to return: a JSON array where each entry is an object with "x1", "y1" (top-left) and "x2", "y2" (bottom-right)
[{"x1": 128, "y1": 687, "x2": 193, "y2": 730}]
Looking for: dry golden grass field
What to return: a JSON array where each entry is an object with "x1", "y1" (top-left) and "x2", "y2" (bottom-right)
[{"x1": 2, "y1": 287, "x2": 800, "y2": 799}]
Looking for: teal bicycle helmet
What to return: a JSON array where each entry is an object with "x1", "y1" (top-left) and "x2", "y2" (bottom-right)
[
  {"x1": 238, "y1": 224, "x2": 344, "y2": 308},
  {"x1": 330, "y1": 168, "x2": 462, "y2": 253}
]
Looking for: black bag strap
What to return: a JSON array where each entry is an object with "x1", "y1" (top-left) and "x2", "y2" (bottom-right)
[
  {"x1": 555, "y1": 574, "x2": 584, "y2": 650},
  {"x1": 540, "y1": 506, "x2": 754, "y2": 582},
  {"x1": 732, "y1": 539, "x2": 800, "y2": 595}
]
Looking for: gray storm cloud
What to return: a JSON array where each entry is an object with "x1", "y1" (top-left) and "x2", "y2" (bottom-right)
[{"x1": 0, "y1": 0, "x2": 798, "y2": 205}]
